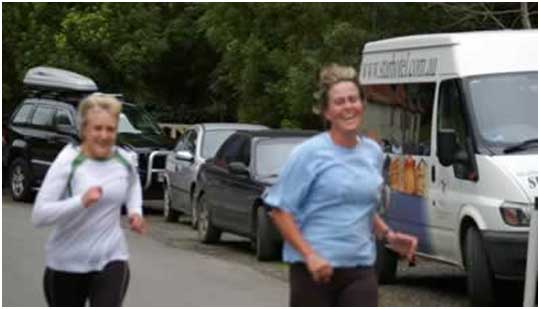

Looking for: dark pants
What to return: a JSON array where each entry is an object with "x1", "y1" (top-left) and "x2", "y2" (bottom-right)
[
  {"x1": 289, "y1": 263, "x2": 378, "y2": 307},
  {"x1": 43, "y1": 260, "x2": 130, "y2": 307}
]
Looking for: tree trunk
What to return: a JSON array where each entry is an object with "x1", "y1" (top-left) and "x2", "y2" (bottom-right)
[{"x1": 521, "y1": 2, "x2": 532, "y2": 29}]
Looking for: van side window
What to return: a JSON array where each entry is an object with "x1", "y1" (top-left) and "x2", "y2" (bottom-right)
[
  {"x1": 437, "y1": 79, "x2": 472, "y2": 179},
  {"x1": 362, "y1": 83, "x2": 435, "y2": 155}
]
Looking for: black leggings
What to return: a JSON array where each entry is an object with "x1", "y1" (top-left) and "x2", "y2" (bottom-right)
[
  {"x1": 289, "y1": 263, "x2": 378, "y2": 307},
  {"x1": 43, "y1": 260, "x2": 130, "y2": 307}
]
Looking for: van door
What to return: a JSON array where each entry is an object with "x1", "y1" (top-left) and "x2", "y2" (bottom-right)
[{"x1": 431, "y1": 78, "x2": 477, "y2": 262}]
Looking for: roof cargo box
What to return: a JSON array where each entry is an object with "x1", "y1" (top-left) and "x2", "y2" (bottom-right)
[{"x1": 23, "y1": 66, "x2": 98, "y2": 92}]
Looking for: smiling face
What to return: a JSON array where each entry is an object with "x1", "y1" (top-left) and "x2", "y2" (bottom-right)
[
  {"x1": 323, "y1": 80, "x2": 364, "y2": 137},
  {"x1": 81, "y1": 107, "x2": 118, "y2": 159}
]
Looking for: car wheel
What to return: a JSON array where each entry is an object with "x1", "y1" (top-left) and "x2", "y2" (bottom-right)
[
  {"x1": 10, "y1": 158, "x2": 33, "y2": 202},
  {"x1": 197, "y1": 194, "x2": 221, "y2": 243},
  {"x1": 375, "y1": 238, "x2": 398, "y2": 284},
  {"x1": 163, "y1": 184, "x2": 179, "y2": 222},
  {"x1": 466, "y1": 227, "x2": 495, "y2": 306},
  {"x1": 255, "y1": 207, "x2": 281, "y2": 261}
]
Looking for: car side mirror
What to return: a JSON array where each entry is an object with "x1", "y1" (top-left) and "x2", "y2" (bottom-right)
[
  {"x1": 228, "y1": 162, "x2": 249, "y2": 176},
  {"x1": 437, "y1": 129, "x2": 457, "y2": 167},
  {"x1": 175, "y1": 150, "x2": 194, "y2": 162}
]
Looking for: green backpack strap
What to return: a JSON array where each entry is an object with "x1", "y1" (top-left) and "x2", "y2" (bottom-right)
[
  {"x1": 113, "y1": 149, "x2": 136, "y2": 188},
  {"x1": 66, "y1": 152, "x2": 86, "y2": 197}
]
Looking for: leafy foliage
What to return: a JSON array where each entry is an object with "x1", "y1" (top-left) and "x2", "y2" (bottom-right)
[{"x1": 3, "y1": 3, "x2": 537, "y2": 128}]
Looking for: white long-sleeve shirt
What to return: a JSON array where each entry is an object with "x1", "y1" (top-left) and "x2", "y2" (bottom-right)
[{"x1": 32, "y1": 144, "x2": 143, "y2": 273}]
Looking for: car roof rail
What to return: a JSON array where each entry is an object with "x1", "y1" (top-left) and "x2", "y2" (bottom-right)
[{"x1": 24, "y1": 87, "x2": 94, "y2": 104}]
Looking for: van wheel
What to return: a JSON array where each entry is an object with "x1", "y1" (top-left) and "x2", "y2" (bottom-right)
[
  {"x1": 255, "y1": 207, "x2": 281, "y2": 261},
  {"x1": 466, "y1": 227, "x2": 495, "y2": 306},
  {"x1": 163, "y1": 184, "x2": 179, "y2": 222},
  {"x1": 197, "y1": 194, "x2": 221, "y2": 243},
  {"x1": 375, "y1": 239, "x2": 398, "y2": 284},
  {"x1": 10, "y1": 158, "x2": 33, "y2": 202}
]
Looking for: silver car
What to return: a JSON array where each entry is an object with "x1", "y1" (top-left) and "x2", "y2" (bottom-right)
[{"x1": 163, "y1": 123, "x2": 268, "y2": 225}]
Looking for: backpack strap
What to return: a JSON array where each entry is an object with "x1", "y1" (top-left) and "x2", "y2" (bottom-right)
[
  {"x1": 113, "y1": 149, "x2": 136, "y2": 188},
  {"x1": 66, "y1": 152, "x2": 87, "y2": 197}
]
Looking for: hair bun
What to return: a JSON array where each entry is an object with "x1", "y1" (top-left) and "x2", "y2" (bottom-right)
[{"x1": 319, "y1": 63, "x2": 357, "y2": 89}]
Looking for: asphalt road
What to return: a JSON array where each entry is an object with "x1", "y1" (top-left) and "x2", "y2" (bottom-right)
[
  {"x1": 144, "y1": 211, "x2": 526, "y2": 306},
  {"x1": 2, "y1": 194, "x2": 287, "y2": 307},
  {"x1": 3, "y1": 190, "x2": 525, "y2": 306}
]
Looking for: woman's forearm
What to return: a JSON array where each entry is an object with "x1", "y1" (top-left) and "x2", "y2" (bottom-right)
[{"x1": 373, "y1": 213, "x2": 391, "y2": 239}]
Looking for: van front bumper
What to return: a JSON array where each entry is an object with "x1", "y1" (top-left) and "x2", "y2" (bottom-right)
[{"x1": 482, "y1": 230, "x2": 529, "y2": 280}]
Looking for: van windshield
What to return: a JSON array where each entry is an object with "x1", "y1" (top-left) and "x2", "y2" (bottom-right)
[{"x1": 466, "y1": 72, "x2": 538, "y2": 147}]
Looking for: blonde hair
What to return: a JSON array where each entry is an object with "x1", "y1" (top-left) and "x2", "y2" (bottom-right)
[
  {"x1": 77, "y1": 93, "x2": 122, "y2": 140},
  {"x1": 317, "y1": 63, "x2": 359, "y2": 114}
]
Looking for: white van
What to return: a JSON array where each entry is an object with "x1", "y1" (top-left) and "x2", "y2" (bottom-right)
[{"x1": 359, "y1": 30, "x2": 537, "y2": 305}]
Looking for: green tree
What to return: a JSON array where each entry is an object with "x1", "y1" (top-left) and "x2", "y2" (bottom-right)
[{"x1": 3, "y1": 3, "x2": 537, "y2": 127}]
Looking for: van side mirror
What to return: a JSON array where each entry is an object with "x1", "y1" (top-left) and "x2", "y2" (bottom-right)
[
  {"x1": 437, "y1": 129, "x2": 457, "y2": 167},
  {"x1": 228, "y1": 162, "x2": 249, "y2": 176}
]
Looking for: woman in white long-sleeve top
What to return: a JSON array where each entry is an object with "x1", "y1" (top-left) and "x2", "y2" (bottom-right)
[{"x1": 32, "y1": 93, "x2": 146, "y2": 307}]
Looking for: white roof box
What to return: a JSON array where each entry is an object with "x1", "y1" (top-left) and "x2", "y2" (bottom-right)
[{"x1": 23, "y1": 66, "x2": 98, "y2": 92}]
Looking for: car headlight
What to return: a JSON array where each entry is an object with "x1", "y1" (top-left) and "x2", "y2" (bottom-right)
[{"x1": 499, "y1": 201, "x2": 531, "y2": 227}]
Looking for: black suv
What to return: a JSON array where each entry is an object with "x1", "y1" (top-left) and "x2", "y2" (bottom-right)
[{"x1": 5, "y1": 67, "x2": 174, "y2": 208}]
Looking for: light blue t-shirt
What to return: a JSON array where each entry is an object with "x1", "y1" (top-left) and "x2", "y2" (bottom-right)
[{"x1": 263, "y1": 132, "x2": 383, "y2": 267}]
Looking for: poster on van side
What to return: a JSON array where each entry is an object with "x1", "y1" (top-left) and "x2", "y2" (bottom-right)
[{"x1": 362, "y1": 82, "x2": 435, "y2": 254}]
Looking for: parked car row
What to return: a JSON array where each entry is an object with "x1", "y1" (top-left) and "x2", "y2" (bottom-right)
[
  {"x1": 164, "y1": 128, "x2": 317, "y2": 260},
  {"x1": 5, "y1": 65, "x2": 318, "y2": 262},
  {"x1": 163, "y1": 123, "x2": 267, "y2": 225}
]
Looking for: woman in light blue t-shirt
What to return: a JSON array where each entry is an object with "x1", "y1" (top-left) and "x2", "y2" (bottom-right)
[{"x1": 264, "y1": 64, "x2": 417, "y2": 306}]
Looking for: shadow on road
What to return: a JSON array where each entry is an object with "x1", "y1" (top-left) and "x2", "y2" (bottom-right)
[
  {"x1": 396, "y1": 273, "x2": 468, "y2": 295},
  {"x1": 396, "y1": 273, "x2": 524, "y2": 306}
]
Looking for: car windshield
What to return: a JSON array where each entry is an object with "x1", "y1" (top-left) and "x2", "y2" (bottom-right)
[
  {"x1": 255, "y1": 138, "x2": 307, "y2": 177},
  {"x1": 466, "y1": 72, "x2": 538, "y2": 146},
  {"x1": 118, "y1": 104, "x2": 161, "y2": 135},
  {"x1": 201, "y1": 129, "x2": 237, "y2": 159}
]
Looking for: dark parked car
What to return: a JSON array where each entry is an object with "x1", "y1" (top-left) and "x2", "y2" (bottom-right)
[
  {"x1": 195, "y1": 129, "x2": 317, "y2": 261},
  {"x1": 163, "y1": 123, "x2": 268, "y2": 224},
  {"x1": 5, "y1": 66, "x2": 174, "y2": 206}
]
